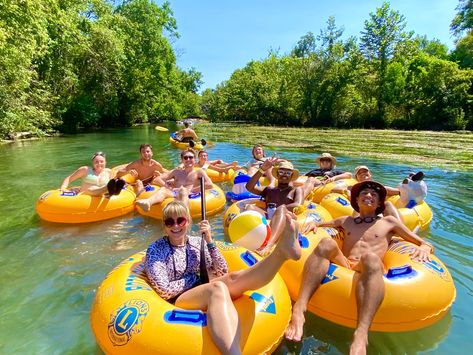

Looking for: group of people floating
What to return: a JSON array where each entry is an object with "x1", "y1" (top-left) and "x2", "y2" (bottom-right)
[{"x1": 60, "y1": 143, "x2": 434, "y2": 355}]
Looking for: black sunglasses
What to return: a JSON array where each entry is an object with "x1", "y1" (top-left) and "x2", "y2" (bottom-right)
[
  {"x1": 92, "y1": 152, "x2": 105, "y2": 159},
  {"x1": 164, "y1": 217, "x2": 188, "y2": 227},
  {"x1": 182, "y1": 155, "x2": 194, "y2": 160}
]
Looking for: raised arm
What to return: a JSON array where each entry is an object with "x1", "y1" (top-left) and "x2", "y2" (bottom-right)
[
  {"x1": 60, "y1": 166, "x2": 88, "y2": 191},
  {"x1": 246, "y1": 157, "x2": 277, "y2": 194},
  {"x1": 199, "y1": 220, "x2": 228, "y2": 278}
]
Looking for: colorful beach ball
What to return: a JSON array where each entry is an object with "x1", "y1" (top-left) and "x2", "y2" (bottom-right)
[{"x1": 228, "y1": 211, "x2": 271, "y2": 251}]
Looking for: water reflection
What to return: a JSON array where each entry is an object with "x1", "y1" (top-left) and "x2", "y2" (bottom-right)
[{"x1": 0, "y1": 125, "x2": 471, "y2": 354}]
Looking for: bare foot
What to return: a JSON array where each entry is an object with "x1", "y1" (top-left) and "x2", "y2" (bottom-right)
[
  {"x1": 256, "y1": 244, "x2": 273, "y2": 257},
  {"x1": 136, "y1": 199, "x2": 151, "y2": 212},
  {"x1": 350, "y1": 330, "x2": 368, "y2": 355},
  {"x1": 285, "y1": 303, "x2": 306, "y2": 341},
  {"x1": 275, "y1": 213, "x2": 302, "y2": 261}
]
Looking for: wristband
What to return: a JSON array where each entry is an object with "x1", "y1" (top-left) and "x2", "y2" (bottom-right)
[
  {"x1": 257, "y1": 167, "x2": 265, "y2": 174},
  {"x1": 207, "y1": 242, "x2": 216, "y2": 249}
]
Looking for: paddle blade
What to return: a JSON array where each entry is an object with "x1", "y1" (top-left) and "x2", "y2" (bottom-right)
[{"x1": 155, "y1": 126, "x2": 169, "y2": 132}]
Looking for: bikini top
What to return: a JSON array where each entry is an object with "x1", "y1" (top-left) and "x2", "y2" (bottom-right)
[{"x1": 82, "y1": 167, "x2": 110, "y2": 187}]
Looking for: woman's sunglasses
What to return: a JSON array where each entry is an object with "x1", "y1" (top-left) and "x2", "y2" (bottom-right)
[
  {"x1": 182, "y1": 155, "x2": 194, "y2": 160},
  {"x1": 164, "y1": 217, "x2": 188, "y2": 227},
  {"x1": 92, "y1": 152, "x2": 105, "y2": 159}
]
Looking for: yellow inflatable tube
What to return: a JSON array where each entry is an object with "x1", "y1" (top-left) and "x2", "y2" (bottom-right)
[
  {"x1": 309, "y1": 178, "x2": 358, "y2": 203},
  {"x1": 169, "y1": 134, "x2": 204, "y2": 150},
  {"x1": 90, "y1": 242, "x2": 291, "y2": 354},
  {"x1": 279, "y1": 230, "x2": 456, "y2": 332},
  {"x1": 136, "y1": 184, "x2": 226, "y2": 219},
  {"x1": 319, "y1": 192, "x2": 354, "y2": 219},
  {"x1": 36, "y1": 187, "x2": 136, "y2": 223},
  {"x1": 204, "y1": 168, "x2": 237, "y2": 183},
  {"x1": 388, "y1": 195, "x2": 433, "y2": 231}
]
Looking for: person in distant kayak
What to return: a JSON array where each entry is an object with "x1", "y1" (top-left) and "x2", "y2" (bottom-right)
[{"x1": 176, "y1": 121, "x2": 199, "y2": 143}]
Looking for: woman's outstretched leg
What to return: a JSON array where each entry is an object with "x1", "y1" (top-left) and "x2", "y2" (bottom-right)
[
  {"x1": 217, "y1": 212, "x2": 301, "y2": 298},
  {"x1": 175, "y1": 281, "x2": 241, "y2": 355}
]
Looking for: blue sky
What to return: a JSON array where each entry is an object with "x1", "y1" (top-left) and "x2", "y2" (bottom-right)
[{"x1": 159, "y1": 0, "x2": 458, "y2": 91}]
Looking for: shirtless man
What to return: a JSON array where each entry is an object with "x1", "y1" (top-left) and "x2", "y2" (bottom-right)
[
  {"x1": 116, "y1": 144, "x2": 168, "y2": 195},
  {"x1": 246, "y1": 158, "x2": 303, "y2": 254},
  {"x1": 176, "y1": 121, "x2": 199, "y2": 143},
  {"x1": 135, "y1": 148, "x2": 213, "y2": 211},
  {"x1": 331, "y1": 165, "x2": 403, "y2": 223},
  {"x1": 285, "y1": 180, "x2": 434, "y2": 355}
]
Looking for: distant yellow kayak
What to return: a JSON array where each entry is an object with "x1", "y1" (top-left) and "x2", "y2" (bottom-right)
[{"x1": 154, "y1": 125, "x2": 168, "y2": 132}]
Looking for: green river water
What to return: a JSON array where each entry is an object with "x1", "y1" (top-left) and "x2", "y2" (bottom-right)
[{"x1": 0, "y1": 124, "x2": 471, "y2": 354}]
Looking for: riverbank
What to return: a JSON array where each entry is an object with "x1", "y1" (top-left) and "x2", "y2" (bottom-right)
[{"x1": 198, "y1": 123, "x2": 473, "y2": 171}]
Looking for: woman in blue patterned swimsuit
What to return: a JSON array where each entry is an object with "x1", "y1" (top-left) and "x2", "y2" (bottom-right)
[{"x1": 145, "y1": 200, "x2": 302, "y2": 354}]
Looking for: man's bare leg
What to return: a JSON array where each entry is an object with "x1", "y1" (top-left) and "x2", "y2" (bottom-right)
[
  {"x1": 135, "y1": 188, "x2": 172, "y2": 211},
  {"x1": 135, "y1": 180, "x2": 145, "y2": 197},
  {"x1": 285, "y1": 238, "x2": 344, "y2": 341},
  {"x1": 350, "y1": 253, "x2": 385, "y2": 355},
  {"x1": 176, "y1": 186, "x2": 190, "y2": 208}
]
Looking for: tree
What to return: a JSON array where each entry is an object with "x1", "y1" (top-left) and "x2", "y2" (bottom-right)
[
  {"x1": 451, "y1": 0, "x2": 473, "y2": 37},
  {"x1": 360, "y1": 1, "x2": 409, "y2": 126},
  {"x1": 452, "y1": 31, "x2": 473, "y2": 68}
]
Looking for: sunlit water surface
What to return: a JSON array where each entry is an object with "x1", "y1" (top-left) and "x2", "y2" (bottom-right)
[{"x1": 0, "y1": 125, "x2": 471, "y2": 354}]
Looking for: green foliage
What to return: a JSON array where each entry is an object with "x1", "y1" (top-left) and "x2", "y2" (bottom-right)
[
  {"x1": 202, "y1": 2, "x2": 472, "y2": 132},
  {"x1": 451, "y1": 0, "x2": 473, "y2": 37},
  {"x1": 0, "y1": 0, "x2": 202, "y2": 138},
  {"x1": 452, "y1": 31, "x2": 473, "y2": 69}
]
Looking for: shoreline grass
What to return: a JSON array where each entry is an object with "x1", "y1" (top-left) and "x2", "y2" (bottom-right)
[{"x1": 198, "y1": 123, "x2": 473, "y2": 171}]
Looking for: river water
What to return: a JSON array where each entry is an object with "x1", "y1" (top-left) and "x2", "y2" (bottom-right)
[{"x1": 0, "y1": 125, "x2": 471, "y2": 354}]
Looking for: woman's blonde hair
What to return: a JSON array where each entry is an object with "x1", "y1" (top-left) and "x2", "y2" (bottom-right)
[{"x1": 162, "y1": 201, "x2": 192, "y2": 230}]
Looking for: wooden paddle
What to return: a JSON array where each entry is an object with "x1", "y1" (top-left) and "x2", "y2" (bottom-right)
[
  {"x1": 155, "y1": 125, "x2": 169, "y2": 132},
  {"x1": 199, "y1": 176, "x2": 210, "y2": 284}
]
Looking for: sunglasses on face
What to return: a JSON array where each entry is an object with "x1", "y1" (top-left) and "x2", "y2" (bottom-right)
[
  {"x1": 164, "y1": 217, "x2": 187, "y2": 227},
  {"x1": 277, "y1": 169, "x2": 293, "y2": 176},
  {"x1": 182, "y1": 155, "x2": 194, "y2": 160}
]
